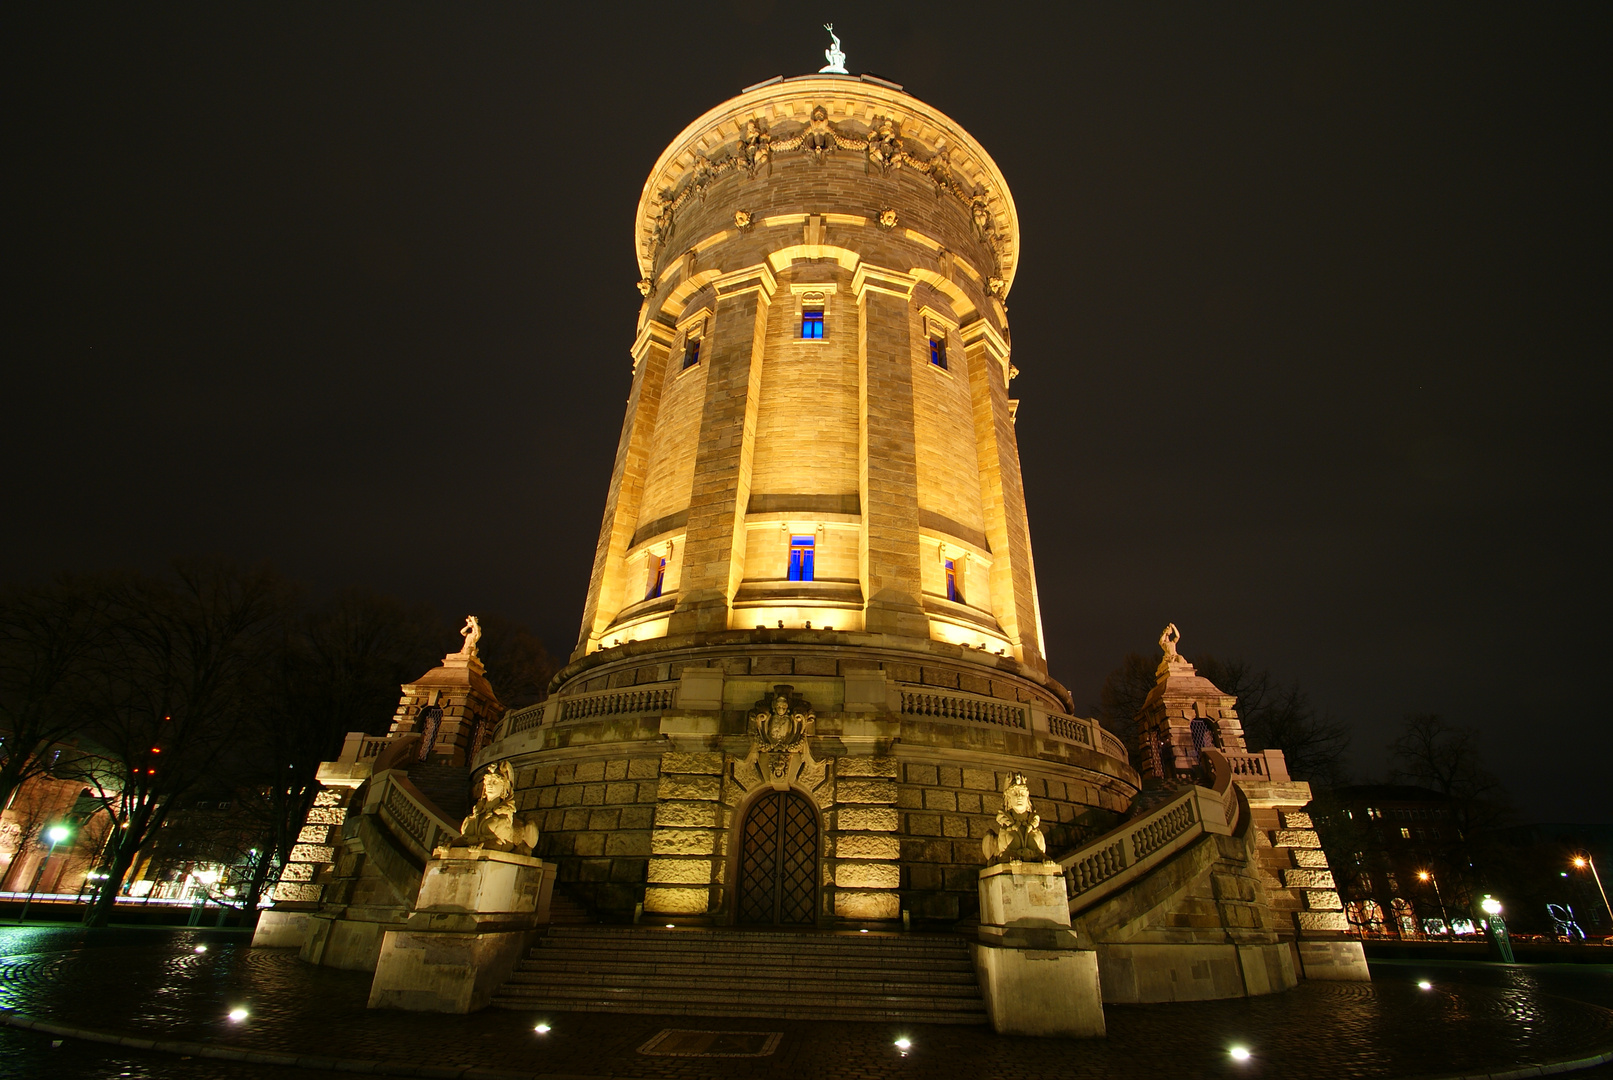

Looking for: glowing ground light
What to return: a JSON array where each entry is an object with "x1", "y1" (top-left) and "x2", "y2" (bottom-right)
[
  {"x1": 894, "y1": 1037, "x2": 912, "y2": 1055},
  {"x1": 1419, "y1": 980, "x2": 1433, "y2": 990},
  {"x1": 227, "y1": 1008, "x2": 249, "y2": 1022},
  {"x1": 534, "y1": 1023, "x2": 551, "y2": 1034},
  {"x1": 195, "y1": 945, "x2": 208, "y2": 953},
  {"x1": 1230, "y1": 1046, "x2": 1251, "y2": 1061},
  {"x1": 860, "y1": 929, "x2": 868, "y2": 933}
]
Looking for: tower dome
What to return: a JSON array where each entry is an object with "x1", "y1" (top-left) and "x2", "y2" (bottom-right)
[{"x1": 487, "y1": 73, "x2": 1138, "y2": 926}]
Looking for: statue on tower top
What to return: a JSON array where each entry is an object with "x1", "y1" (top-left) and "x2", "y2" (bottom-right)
[{"x1": 820, "y1": 24, "x2": 848, "y2": 74}]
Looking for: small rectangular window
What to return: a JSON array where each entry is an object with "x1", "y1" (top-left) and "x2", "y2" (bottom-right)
[
  {"x1": 682, "y1": 339, "x2": 701, "y2": 369},
  {"x1": 801, "y1": 309, "x2": 824, "y2": 339},
  {"x1": 929, "y1": 336, "x2": 947, "y2": 369},
  {"x1": 1400, "y1": 827, "x2": 1412, "y2": 839},
  {"x1": 945, "y1": 558, "x2": 962, "y2": 603},
  {"x1": 647, "y1": 556, "x2": 666, "y2": 599},
  {"x1": 788, "y1": 536, "x2": 815, "y2": 581}
]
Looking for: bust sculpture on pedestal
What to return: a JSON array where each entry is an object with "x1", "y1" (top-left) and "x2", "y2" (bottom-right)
[
  {"x1": 982, "y1": 774, "x2": 1050, "y2": 864},
  {"x1": 445, "y1": 761, "x2": 539, "y2": 857}
]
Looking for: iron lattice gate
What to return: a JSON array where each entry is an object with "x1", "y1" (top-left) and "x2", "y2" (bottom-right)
[{"x1": 735, "y1": 790, "x2": 819, "y2": 926}]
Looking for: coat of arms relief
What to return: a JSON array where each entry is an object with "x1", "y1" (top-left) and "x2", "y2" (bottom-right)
[{"x1": 731, "y1": 685, "x2": 830, "y2": 802}]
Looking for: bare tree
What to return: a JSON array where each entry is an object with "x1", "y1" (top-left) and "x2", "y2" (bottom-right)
[
  {"x1": 1194, "y1": 656, "x2": 1351, "y2": 786},
  {"x1": 0, "y1": 575, "x2": 113, "y2": 810},
  {"x1": 1388, "y1": 714, "x2": 1511, "y2": 835},
  {"x1": 1096, "y1": 652, "x2": 1156, "y2": 770},
  {"x1": 79, "y1": 561, "x2": 291, "y2": 926}
]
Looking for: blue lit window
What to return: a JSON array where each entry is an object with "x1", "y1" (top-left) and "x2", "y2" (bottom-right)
[
  {"x1": 788, "y1": 536, "x2": 815, "y2": 581},
  {"x1": 682, "y1": 338, "x2": 701, "y2": 369},
  {"x1": 647, "y1": 556, "x2": 666, "y2": 599},
  {"x1": 929, "y1": 336, "x2": 947, "y2": 369},
  {"x1": 945, "y1": 559, "x2": 962, "y2": 602},
  {"x1": 801, "y1": 309, "x2": 824, "y2": 339}
]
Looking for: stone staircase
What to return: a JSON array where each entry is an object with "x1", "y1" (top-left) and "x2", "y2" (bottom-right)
[{"x1": 491, "y1": 926, "x2": 986, "y2": 1023}]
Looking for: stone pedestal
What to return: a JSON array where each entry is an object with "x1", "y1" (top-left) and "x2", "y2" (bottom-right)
[
  {"x1": 250, "y1": 908, "x2": 312, "y2": 949},
  {"x1": 972, "y1": 862, "x2": 1105, "y2": 1038},
  {"x1": 368, "y1": 849, "x2": 553, "y2": 1013}
]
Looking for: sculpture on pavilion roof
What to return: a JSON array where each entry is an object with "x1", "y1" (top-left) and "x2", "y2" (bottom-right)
[{"x1": 457, "y1": 615, "x2": 482, "y2": 659}]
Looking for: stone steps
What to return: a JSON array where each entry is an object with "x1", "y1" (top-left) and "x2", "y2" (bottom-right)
[{"x1": 490, "y1": 926, "x2": 987, "y2": 1023}]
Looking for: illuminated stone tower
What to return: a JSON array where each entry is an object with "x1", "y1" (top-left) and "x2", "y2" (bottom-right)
[{"x1": 485, "y1": 73, "x2": 1139, "y2": 926}]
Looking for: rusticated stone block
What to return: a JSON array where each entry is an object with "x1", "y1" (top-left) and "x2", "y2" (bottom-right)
[
  {"x1": 1281, "y1": 810, "x2": 1314, "y2": 829},
  {"x1": 647, "y1": 858, "x2": 713, "y2": 884},
  {"x1": 837, "y1": 756, "x2": 898, "y2": 778},
  {"x1": 604, "y1": 830, "x2": 651, "y2": 857},
  {"x1": 923, "y1": 788, "x2": 957, "y2": 811},
  {"x1": 659, "y1": 775, "x2": 721, "y2": 801},
  {"x1": 313, "y1": 789, "x2": 344, "y2": 807},
  {"x1": 838, "y1": 807, "x2": 898, "y2": 831},
  {"x1": 662, "y1": 751, "x2": 724, "y2": 774},
  {"x1": 562, "y1": 808, "x2": 591, "y2": 831},
  {"x1": 651, "y1": 827, "x2": 718, "y2": 855},
  {"x1": 627, "y1": 757, "x2": 661, "y2": 779},
  {"x1": 905, "y1": 763, "x2": 938, "y2": 785},
  {"x1": 588, "y1": 809, "x2": 621, "y2": 831},
  {"x1": 582, "y1": 784, "x2": 606, "y2": 806},
  {"x1": 906, "y1": 813, "x2": 943, "y2": 836},
  {"x1": 604, "y1": 759, "x2": 629, "y2": 781},
  {"x1": 942, "y1": 815, "x2": 969, "y2": 838},
  {"x1": 835, "y1": 862, "x2": 899, "y2": 889},
  {"x1": 272, "y1": 882, "x2": 323, "y2": 902},
  {"x1": 278, "y1": 863, "x2": 315, "y2": 882},
  {"x1": 837, "y1": 778, "x2": 897, "y2": 803},
  {"x1": 573, "y1": 760, "x2": 606, "y2": 783},
  {"x1": 835, "y1": 889, "x2": 901, "y2": 919},
  {"x1": 1297, "y1": 910, "x2": 1350, "y2": 932},
  {"x1": 1304, "y1": 889, "x2": 1344, "y2": 911},
  {"x1": 834, "y1": 834, "x2": 900, "y2": 860},
  {"x1": 305, "y1": 807, "x2": 345, "y2": 826},
  {"x1": 289, "y1": 843, "x2": 334, "y2": 864},
  {"x1": 297, "y1": 825, "x2": 330, "y2": 845},
  {"x1": 643, "y1": 886, "x2": 709, "y2": 914},
  {"x1": 621, "y1": 805, "x2": 655, "y2": 829},
  {"x1": 961, "y1": 768, "x2": 996, "y2": 790},
  {"x1": 1293, "y1": 848, "x2": 1331, "y2": 868},
  {"x1": 605, "y1": 782, "x2": 639, "y2": 804},
  {"x1": 1282, "y1": 868, "x2": 1337, "y2": 890},
  {"x1": 1273, "y1": 828, "x2": 1321, "y2": 849},
  {"x1": 656, "y1": 800, "x2": 720, "y2": 828}
]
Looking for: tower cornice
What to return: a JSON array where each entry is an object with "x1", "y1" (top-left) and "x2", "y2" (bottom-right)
[{"x1": 636, "y1": 75, "x2": 1019, "y2": 298}]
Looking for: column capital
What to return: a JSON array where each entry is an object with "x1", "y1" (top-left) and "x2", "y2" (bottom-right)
[
  {"x1": 711, "y1": 262, "x2": 778, "y2": 302},
  {"x1": 852, "y1": 264, "x2": 918, "y2": 303}
]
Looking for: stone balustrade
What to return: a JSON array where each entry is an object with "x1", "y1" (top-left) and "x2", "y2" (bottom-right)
[{"x1": 898, "y1": 686, "x2": 1028, "y2": 730}]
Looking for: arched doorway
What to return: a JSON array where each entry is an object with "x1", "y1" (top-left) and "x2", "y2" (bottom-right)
[{"x1": 735, "y1": 789, "x2": 819, "y2": 926}]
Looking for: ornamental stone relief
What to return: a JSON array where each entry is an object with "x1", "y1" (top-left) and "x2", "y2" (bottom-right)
[
  {"x1": 731, "y1": 685, "x2": 830, "y2": 801},
  {"x1": 639, "y1": 102, "x2": 1011, "y2": 287}
]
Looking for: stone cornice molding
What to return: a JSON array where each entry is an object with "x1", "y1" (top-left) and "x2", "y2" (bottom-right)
[
  {"x1": 630, "y1": 319, "x2": 677, "y2": 369},
  {"x1": 852, "y1": 264, "x2": 918, "y2": 303},
  {"x1": 960, "y1": 317, "x2": 1012, "y2": 387},
  {"x1": 636, "y1": 76, "x2": 1018, "y2": 296},
  {"x1": 711, "y1": 262, "x2": 779, "y2": 302}
]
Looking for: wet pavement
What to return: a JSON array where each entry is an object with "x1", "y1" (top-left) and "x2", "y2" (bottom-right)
[{"x1": 1, "y1": 924, "x2": 1609, "y2": 1080}]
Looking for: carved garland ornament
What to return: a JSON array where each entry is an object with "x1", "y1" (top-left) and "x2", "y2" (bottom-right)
[{"x1": 640, "y1": 105, "x2": 1010, "y2": 289}]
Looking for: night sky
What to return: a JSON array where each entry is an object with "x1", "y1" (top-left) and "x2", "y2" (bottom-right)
[{"x1": 10, "y1": 6, "x2": 1607, "y2": 821}]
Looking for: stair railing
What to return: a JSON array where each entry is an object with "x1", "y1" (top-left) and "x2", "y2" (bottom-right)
[
  {"x1": 364, "y1": 768, "x2": 461, "y2": 863},
  {"x1": 1057, "y1": 748, "x2": 1242, "y2": 917}
]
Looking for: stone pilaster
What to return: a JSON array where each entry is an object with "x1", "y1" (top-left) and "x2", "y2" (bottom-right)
[
  {"x1": 667, "y1": 264, "x2": 776, "y2": 636},
  {"x1": 854, "y1": 264, "x2": 927, "y2": 640},
  {"x1": 644, "y1": 750, "x2": 725, "y2": 917},
  {"x1": 961, "y1": 318, "x2": 1044, "y2": 673},
  {"x1": 830, "y1": 755, "x2": 901, "y2": 920},
  {"x1": 576, "y1": 319, "x2": 674, "y2": 658}
]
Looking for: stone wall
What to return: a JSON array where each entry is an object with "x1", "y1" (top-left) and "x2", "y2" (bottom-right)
[
  {"x1": 520, "y1": 753, "x2": 662, "y2": 914},
  {"x1": 898, "y1": 764, "x2": 1117, "y2": 923}
]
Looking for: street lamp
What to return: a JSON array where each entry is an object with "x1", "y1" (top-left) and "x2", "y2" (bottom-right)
[
  {"x1": 17, "y1": 824, "x2": 73, "y2": 923},
  {"x1": 1418, "y1": 870, "x2": 1452, "y2": 938},
  {"x1": 1571, "y1": 856, "x2": 1613, "y2": 931},
  {"x1": 1480, "y1": 895, "x2": 1515, "y2": 963}
]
